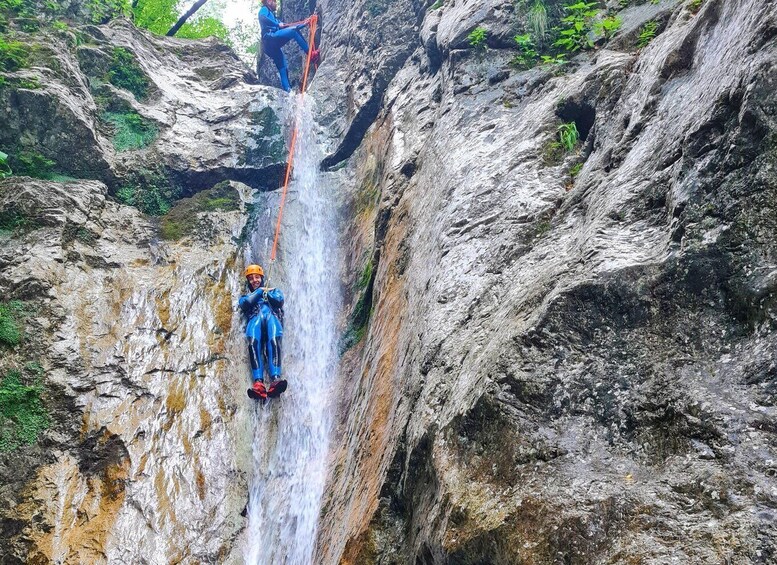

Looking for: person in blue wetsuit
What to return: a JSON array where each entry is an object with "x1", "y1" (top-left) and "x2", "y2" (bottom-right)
[
  {"x1": 259, "y1": 0, "x2": 320, "y2": 92},
  {"x1": 239, "y1": 264, "x2": 286, "y2": 399}
]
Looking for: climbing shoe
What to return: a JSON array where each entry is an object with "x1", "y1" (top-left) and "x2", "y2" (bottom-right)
[
  {"x1": 247, "y1": 380, "x2": 267, "y2": 401},
  {"x1": 267, "y1": 379, "x2": 288, "y2": 398},
  {"x1": 310, "y1": 49, "x2": 321, "y2": 66}
]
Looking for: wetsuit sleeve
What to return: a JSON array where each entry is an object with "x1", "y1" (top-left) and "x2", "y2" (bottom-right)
[
  {"x1": 266, "y1": 288, "x2": 284, "y2": 309},
  {"x1": 239, "y1": 289, "x2": 262, "y2": 313},
  {"x1": 258, "y1": 6, "x2": 281, "y2": 33}
]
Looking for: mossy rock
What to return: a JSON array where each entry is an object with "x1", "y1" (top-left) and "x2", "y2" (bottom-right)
[
  {"x1": 239, "y1": 107, "x2": 286, "y2": 167},
  {"x1": 159, "y1": 181, "x2": 241, "y2": 240}
]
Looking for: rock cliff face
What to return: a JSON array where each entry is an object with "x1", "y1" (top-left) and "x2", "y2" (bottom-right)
[
  {"x1": 1, "y1": 0, "x2": 776, "y2": 563},
  {"x1": 0, "y1": 17, "x2": 294, "y2": 564},
  {"x1": 314, "y1": 0, "x2": 777, "y2": 562}
]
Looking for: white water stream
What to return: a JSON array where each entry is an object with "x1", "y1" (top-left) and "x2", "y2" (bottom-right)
[{"x1": 243, "y1": 95, "x2": 340, "y2": 565}]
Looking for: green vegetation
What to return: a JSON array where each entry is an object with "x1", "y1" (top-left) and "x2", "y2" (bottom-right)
[
  {"x1": 512, "y1": 33, "x2": 539, "y2": 68},
  {"x1": 133, "y1": 0, "x2": 229, "y2": 41},
  {"x1": 594, "y1": 15, "x2": 621, "y2": 41},
  {"x1": 0, "y1": 150, "x2": 11, "y2": 178},
  {"x1": 0, "y1": 208, "x2": 29, "y2": 235},
  {"x1": 540, "y1": 53, "x2": 566, "y2": 66},
  {"x1": 527, "y1": 0, "x2": 548, "y2": 46},
  {"x1": 116, "y1": 168, "x2": 179, "y2": 216},
  {"x1": 0, "y1": 370, "x2": 49, "y2": 452},
  {"x1": 84, "y1": 0, "x2": 130, "y2": 24},
  {"x1": 558, "y1": 121, "x2": 580, "y2": 151},
  {"x1": 0, "y1": 300, "x2": 24, "y2": 346},
  {"x1": 358, "y1": 257, "x2": 373, "y2": 290},
  {"x1": 13, "y1": 150, "x2": 55, "y2": 179},
  {"x1": 159, "y1": 180, "x2": 240, "y2": 240},
  {"x1": 0, "y1": 38, "x2": 27, "y2": 71},
  {"x1": 553, "y1": 1, "x2": 600, "y2": 52},
  {"x1": 51, "y1": 19, "x2": 67, "y2": 32},
  {"x1": 107, "y1": 47, "x2": 150, "y2": 100},
  {"x1": 468, "y1": 26, "x2": 488, "y2": 48},
  {"x1": 101, "y1": 111, "x2": 158, "y2": 152},
  {"x1": 569, "y1": 161, "x2": 584, "y2": 177},
  {"x1": 637, "y1": 20, "x2": 658, "y2": 48},
  {"x1": 431, "y1": 0, "x2": 444, "y2": 9},
  {"x1": 688, "y1": 0, "x2": 703, "y2": 12}
]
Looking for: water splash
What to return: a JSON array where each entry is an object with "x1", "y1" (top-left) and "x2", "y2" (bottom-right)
[{"x1": 244, "y1": 94, "x2": 340, "y2": 565}]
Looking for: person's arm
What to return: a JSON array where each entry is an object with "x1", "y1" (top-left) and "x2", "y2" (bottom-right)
[
  {"x1": 258, "y1": 7, "x2": 281, "y2": 33},
  {"x1": 238, "y1": 289, "x2": 263, "y2": 313},
  {"x1": 265, "y1": 288, "x2": 284, "y2": 308}
]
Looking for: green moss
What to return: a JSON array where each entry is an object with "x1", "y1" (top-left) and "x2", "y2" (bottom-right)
[
  {"x1": 358, "y1": 257, "x2": 373, "y2": 290},
  {"x1": 116, "y1": 168, "x2": 179, "y2": 216},
  {"x1": 468, "y1": 26, "x2": 487, "y2": 48},
  {"x1": 240, "y1": 107, "x2": 285, "y2": 166},
  {"x1": 159, "y1": 180, "x2": 240, "y2": 240},
  {"x1": 0, "y1": 370, "x2": 49, "y2": 452},
  {"x1": 0, "y1": 300, "x2": 24, "y2": 347},
  {"x1": 101, "y1": 110, "x2": 158, "y2": 151},
  {"x1": 0, "y1": 38, "x2": 27, "y2": 71},
  {"x1": 107, "y1": 47, "x2": 150, "y2": 100}
]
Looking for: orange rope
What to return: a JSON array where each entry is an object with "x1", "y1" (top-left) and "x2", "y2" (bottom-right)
[{"x1": 269, "y1": 14, "x2": 318, "y2": 267}]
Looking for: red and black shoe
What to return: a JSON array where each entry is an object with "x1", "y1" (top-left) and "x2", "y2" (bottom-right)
[
  {"x1": 267, "y1": 378, "x2": 288, "y2": 398},
  {"x1": 247, "y1": 380, "x2": 267, "y2": 401},
  {"x1": 309, "y1": 49, "x2": 321, "y2": 66}
]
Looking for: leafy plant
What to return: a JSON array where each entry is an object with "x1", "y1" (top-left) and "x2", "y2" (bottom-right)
[
  {"x1": 51, "y1": 20, "x2": 68, "y2": 32},
  {"x1": 540, "y1": 53, "x2": 567, "y2": 66},
  {"x1": 637, "y1": 20, "x2": 658, "y2": 48},
  {"x1": 594, "y1": 15, "x2": 621, "y2": 41},
  {"x1": 431, "y1": 0, "x2": 443, "y2": 9},
  {"x1": 569, "y1": 161, "x2": 583, "y2": 177},
  {"x1": 527, "y1": 0, "x2": 548, "y2": 46},
  {"x1": 101, "y1": 111, "x2": 158, "y2": 152},
  {"x1": 512, "y1": 33, "x2": 539, "y2": 68},
  {"x1": 0, "y1": 300, "x2": 23, "y2": 346},
  {"x1": 558, "y1": 121, "x2": 580, "y2": 151},
  {"x1": 14, "y1": 150, "x2": 55, "y2": 178},
  {"x1": 16, "y1": 76, "x2": 40, "y2": 89},
  {"x1": 468, "y1": 26, "x2": 488, "y2": 48},
  {"x1": 0, "y1": 150, "x2": 11, "y2": 178},
  {"x1": 553, "y1": 1, "x2": 600, "y2": 52},
  {"x1": 0, "y1": 370, "x2": 49, "y2": 452},
  {"x1": 116, "y1": 168, "x2": 179, "y2": 216},
  {"x1": 107, "y1": 47, "x2": 150, "y2": 100},
  {"x1": 0, "y1": 38, "x2": 27, "y2": 71}
]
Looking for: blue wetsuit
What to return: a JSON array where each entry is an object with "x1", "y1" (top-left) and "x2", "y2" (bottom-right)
[
  {"x1": 259, "y1": 5, "x2": 309, "y2": 92},
  {"x1": 239, "y1": 285, "x2": 284, "y2": 382}
]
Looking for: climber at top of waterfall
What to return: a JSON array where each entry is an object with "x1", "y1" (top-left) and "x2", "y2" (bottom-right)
[
  {"x1": 239, "y1": 264, "x2": 288, "y2": 400},
  {"x1": 259, "y1": 0, "x2": 320, "y2": 93}
]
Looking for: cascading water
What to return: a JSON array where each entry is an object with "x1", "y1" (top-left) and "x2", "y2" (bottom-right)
[{"x1": 244, "y1": 94, "x2": 340, "y2": 565}]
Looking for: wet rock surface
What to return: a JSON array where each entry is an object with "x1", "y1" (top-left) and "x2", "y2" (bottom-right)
[
  {"x1": 0, "y1": 175, "x2": 255, "y2": 563},
  {"x1": 317, "y1": 0, "x2": 777, "y2": 562}
]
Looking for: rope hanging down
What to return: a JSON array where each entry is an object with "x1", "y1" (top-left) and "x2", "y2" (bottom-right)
[{"x1": 269, "y1": 15, "x2": 319, "y2": 270}]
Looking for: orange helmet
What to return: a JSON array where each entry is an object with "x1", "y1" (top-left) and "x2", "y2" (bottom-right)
[{"x1": 244, "y1": 264, "x2": 264, "y2": 277}]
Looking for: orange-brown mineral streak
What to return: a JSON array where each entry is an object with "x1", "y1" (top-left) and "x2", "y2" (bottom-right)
[
  {"x1": 16, "y1": 450, "x2": 130, "y2": 564},
  {"x1": 332, "y1": 197, "x2": 411, "y2": 563}
]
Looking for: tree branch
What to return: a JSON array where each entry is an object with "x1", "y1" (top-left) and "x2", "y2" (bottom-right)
[{"x1": 167, "y1": 0, "x2": 209, "y2": 37}]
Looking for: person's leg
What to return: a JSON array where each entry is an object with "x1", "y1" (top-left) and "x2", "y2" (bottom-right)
[
  {"x1": 263, "y1": 40, "x2": 291, "y2": 91},
  {"x1": 269, "y1": 27, "x2": 309, "y2": 53},
  {"x1": 265, "y1": 313, "x2": 283, "y2": 380}
]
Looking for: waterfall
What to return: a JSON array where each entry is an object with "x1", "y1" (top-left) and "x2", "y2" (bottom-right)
[{"x1": 243, "y1": 94, "x2": 340, "y2": 565}]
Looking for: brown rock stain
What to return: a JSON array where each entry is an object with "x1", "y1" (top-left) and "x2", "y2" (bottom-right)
[{"x1": 14, "y1": 449, "x2": 130, "y2": 564}]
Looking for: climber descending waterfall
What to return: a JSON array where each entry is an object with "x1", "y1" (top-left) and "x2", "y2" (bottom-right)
[
  {"x1": 239, "y1": 264, "x2": 288, "y2": 401},
  {"x1": 243, "y1": 91, "x2": 338, "y2": 564}
]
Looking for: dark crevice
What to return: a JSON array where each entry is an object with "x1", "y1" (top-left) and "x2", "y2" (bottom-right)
[{"x1": 556, "y1": 99, "x2": 596, "y2": 143}]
